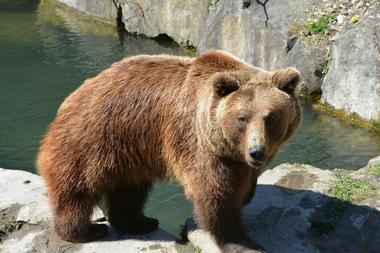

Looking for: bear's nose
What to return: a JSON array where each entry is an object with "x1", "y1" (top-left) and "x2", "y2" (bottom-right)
[{"x1": 248, "y1": 146, "x2": 266, "y2": 161}]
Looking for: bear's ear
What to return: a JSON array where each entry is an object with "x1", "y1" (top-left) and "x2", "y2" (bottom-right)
[
  {"x1": 272, "y1": 67, "x2": 301, "y2": 94},
  {"x1": 212, "y1": 73, "x2": 239, "y2": 97}
]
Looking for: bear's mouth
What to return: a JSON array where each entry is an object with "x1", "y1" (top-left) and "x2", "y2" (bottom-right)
[{"x1": 247, "y1": 159, "x2": 265, "y2": 168}]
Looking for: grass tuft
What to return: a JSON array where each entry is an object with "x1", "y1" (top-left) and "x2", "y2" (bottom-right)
[
  {"x1": 369, "y1": 166, "x2": 380, "y2": 175},
  {"x1": 208, "y1": 0, "x2": 220, "y2": 13},
  {"x1": 193, "y1": 247, "x2": 203, "y2": 253},
  {"x1": 0, "y1": 219, "x2": 16, "y2": 242},
  {"x1": 330, "y1": 173, "x2": 375, "y2": 202},
  {"x1": 306, "y1": 14, "x2": 337, "y2": 35}
]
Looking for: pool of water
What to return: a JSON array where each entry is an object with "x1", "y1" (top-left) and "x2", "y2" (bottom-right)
[{"x1": 1, "y1": 1, "x2": 380, "y2": 237}]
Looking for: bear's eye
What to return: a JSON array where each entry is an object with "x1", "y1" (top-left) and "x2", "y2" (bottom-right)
[
  {"x1": 265, "y1": 113, "x2": 275, "y2": 124},
  {"x1": 237, "y1": 116, "x2": 247, "y2": 124}
]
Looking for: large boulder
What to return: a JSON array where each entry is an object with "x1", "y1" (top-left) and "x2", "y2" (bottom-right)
[
  {"x1": 321, "y1": 7, "x2": 380, "y2": 122},
  {"x1": 56, "y1": 0, "x2": 118, "y2": 23},
  {"x1": 186, "y1": 163, "x2": 380, "y2": 253},
  {"x1": 197, "y1": 0, "x2": 326, "y2": 94},
  {"x1": 119, "y1": 0, "x2": 211, "y2": 47}
]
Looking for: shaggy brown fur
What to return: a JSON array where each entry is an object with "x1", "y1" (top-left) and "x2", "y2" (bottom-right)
[{"x1": 37, "y1": 50, "x2": 301, "y2": 252}]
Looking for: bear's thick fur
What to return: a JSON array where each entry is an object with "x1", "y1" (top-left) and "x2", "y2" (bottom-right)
[{"x1": 38, "y1": 50, "x2": 301, "y2": 252}]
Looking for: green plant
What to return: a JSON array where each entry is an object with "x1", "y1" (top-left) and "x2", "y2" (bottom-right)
[
  {"x1": 208, "y1": 0, "x2": 220, "y2": 13},
  {"x1": 373, "y1": 120, "x2": 380, "y2": 129},
  {"x1": 369, "y1": 166, "x2": 380, "y2": 175},
  {"x1": 330, "y1": 173, "x2": 375, "y2": 202},
  {"x1": 193, "y1": 247, "x2": 202, "y2": 253},
  {"x1": 306, "y1": 14, "x2": 337, "y2": 35},
  {"x1": 0, "y1": 219, "x2": 16, "y2": 242}
]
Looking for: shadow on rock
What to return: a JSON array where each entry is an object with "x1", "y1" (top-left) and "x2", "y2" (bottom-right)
[
  {"x1": 243, "y1": 185, "x2": 380, "y2": 253},
  {"x1": 185, "y1": 163, "x2": 380, "y2": 253}
]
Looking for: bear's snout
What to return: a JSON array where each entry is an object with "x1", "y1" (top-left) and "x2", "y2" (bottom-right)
[{"x1": 247, "y1": 145, "x2": 266, "y2": 166}]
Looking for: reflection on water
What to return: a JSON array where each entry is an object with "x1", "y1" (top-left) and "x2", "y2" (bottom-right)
[
  {"x1": 271, "y1": 100, "x2": 380, "y2": 170},
  {"x1": 0, "y1": 1, "x2": 379, "y2": 237}
]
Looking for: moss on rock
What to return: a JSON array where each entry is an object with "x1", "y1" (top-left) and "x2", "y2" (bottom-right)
[{"x1": 313, "y1": 102, "x2": 380, "y2": 134}]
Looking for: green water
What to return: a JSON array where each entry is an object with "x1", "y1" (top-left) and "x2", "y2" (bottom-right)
[{"x1": 1, "y1": 1, "x2": 380, "y2": 237}]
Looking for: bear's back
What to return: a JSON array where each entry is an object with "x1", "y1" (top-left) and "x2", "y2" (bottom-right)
[{"x1": 42, "y1": 55, "x2": 196, "y2": 180}]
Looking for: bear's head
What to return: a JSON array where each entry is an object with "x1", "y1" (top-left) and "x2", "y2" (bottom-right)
[{"x1": 196, "y1": 63, "x2": 301, "y2": 171}]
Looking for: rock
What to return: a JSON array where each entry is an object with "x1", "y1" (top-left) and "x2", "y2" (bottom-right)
[
  {"x1": 0, "y1": 168, "x2": 183, "y2": 253},
  {"x1": 340, "y1": 8, "x2": 349, "y2": 15},
  {"x1": 187, "y1": 163, "x2": 380, "y2": 253},
  {"x1": 197, "y1": 0, "x2": 326, "y2": 94},
  {"x1": 0, "y1": 169, "x2": 51, "y2": 225},
  {"x1": 337, "y1": 14, "x2": 346, "y2": 24},
  {"x1": 2, "y1": 160, "x2": 380, "y2": 253},
  {"x1": 0, "y1": 227, "x2": 180, "y2": 253},
  {"x1": 185, "y1": 219, "x2": 220, "y2": 253},
  {"x1": 321, "y1": 6, "x2": 380, "y2": 121},
  {"x1": 56, "y1": 0, "x2": 118, "y2": 24},
  {"x1": 286, "y1": 41, "x2": 327, "y2": 94},
  {"x1": 368, "y1": 156, "x2": 380, "y2": 168},
  {"x1": 119, "y1": 0, "x2": 211, "y2": 47},
  {"x1": 39, "y1": 0, "x2": 118, "y2": 37},
  {"x1": 1, "y1": 231, "x2": 46, "y2": 253}
]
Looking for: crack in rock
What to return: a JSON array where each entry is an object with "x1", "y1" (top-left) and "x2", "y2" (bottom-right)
[{"x1": 256, "y1": 0, "x2": 269, "y2": 27}]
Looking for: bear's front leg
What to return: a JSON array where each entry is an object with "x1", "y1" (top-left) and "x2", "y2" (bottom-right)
[{"x1": 192, "y1": 190, "x2": 266, "y2": 253}]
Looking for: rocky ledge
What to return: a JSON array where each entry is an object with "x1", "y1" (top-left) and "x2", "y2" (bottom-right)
[{"x1": 1, "y1": 158, "x2": 380, "y2": 253}]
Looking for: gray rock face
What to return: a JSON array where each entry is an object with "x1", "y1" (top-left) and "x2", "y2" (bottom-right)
[
  {"x1": 368, "y1": 156, "x2": 380, "y2": 168},
  {"x1": 198, "y1": 0, "x2": 325, "y2": 94},
  {"x1": 286, "y1": 41, "x2": 327, "y2": 94},
  {"x1": 321, "y1": 8, "x2": 380, "y2": 121},
  {"x1": 119, "y1": 0, "x2": 211, "y2": 47},
  {"x1": 187, "y1": 163, "x2": 380, "y2": 253},
  {"x1": 57, "y1": 0, "x2": 118, "y2": 23}
]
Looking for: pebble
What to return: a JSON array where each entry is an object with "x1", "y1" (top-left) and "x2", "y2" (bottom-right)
[
  {"x1": 337, "y1": 14, "x2": 346, "y2": 24},
  {"x1": 340, "y1": 8, "x2": 349, "y2": 15}
]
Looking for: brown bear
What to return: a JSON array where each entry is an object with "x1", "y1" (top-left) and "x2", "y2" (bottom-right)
[{"x1": 37, "y1": 50, "x2": 301, "y2": 253}]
